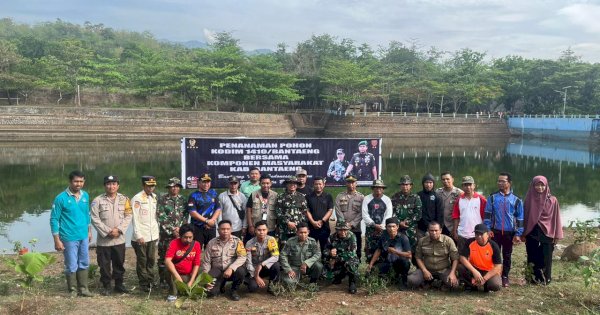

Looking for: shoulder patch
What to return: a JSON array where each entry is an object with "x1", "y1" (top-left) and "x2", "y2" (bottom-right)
[
  {"x1": 267, "y1": 237, "x2": 279, "y2": 256},
  {"x1": 236, "y1": 240, "x2": 247, "y2": 256}
]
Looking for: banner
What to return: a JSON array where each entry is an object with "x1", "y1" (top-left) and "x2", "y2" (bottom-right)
[{"x1": 181, "y1": 138, "x2": 382, "y2": 188}]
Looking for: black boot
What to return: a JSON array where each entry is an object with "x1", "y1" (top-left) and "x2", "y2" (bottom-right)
[
  {"x1": 101, "y1": 283, "x2": 112, "y2": 296},
  {"x1": 348, "y1": 274, "x2": 357, "y2": 294},
  {"x1": 398, "y1": 274, "x2": 408, "y2": 291},
  {"x1": 114, "y1": 280, "x2": 131, "y2": 294}
]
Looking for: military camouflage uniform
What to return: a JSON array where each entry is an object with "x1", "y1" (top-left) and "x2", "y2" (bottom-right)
[
  {"x1": 323, "y1": 231, "x2": 359, "y2": 282},
  {"x1": 391, "y1": 192, "x2": 422, "y2": 248},
  {"x1": 327, "y1": 159, "x2": 349, "y2": 183},
  {"x1": 156, "y1": 193, "x2": 188, "y2": 285},
  {"x1": 275, "y1": 191, "x2": 308, "y2": 243},
  {"x1": 349, "y1": 152, "x2": 376, "y2": 181}
]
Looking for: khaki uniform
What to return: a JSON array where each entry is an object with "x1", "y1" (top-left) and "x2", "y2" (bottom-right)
[
  {"x1": 334, "y1": 191, "x2": 364, "y2": 232},
  {"x1": 248, "y1": 190, "x2": 278, "y2": 232},
  {"x1": 201, "y1": 236, "x2": 247, "y2": 273},
  {"x1": 90, "y1": 193, "x2": 132, "y2": 246},
  {"x1": 131, "y1": 191, "x2": 159, "y2": 288}
]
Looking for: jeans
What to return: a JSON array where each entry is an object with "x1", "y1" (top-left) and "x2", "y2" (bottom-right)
[{"x1": 63, "y1": 238, "x2": 89, "y2": 274}]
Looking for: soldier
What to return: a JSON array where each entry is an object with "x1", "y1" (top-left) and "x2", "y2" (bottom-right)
[
  {"x1": 327, "y1": 148, "x2": 349, "y2": 183},
  {"x1": 240, "y1": 167, "x2": 261, "y2": 198},
  {"x1": 201, "y1": 220, "x2": 247, "y2": 301},
  {"x1": 218, "y1": 175, "x2": 248, "y2": 238},
  {"x1": 246, "y1": 174, "x2": 278, "y2": 239},
  {"x1": 131, "y1": 175, "x2": 160, "y2": 292},
  {"x1": 344, "y1": 140, "x2": 377, "y2": 182},
  {"x1": 187, "y1": 173, "x2": 221, "y2": 247},
  {"x1": 362, "y1": 179, "x2": 393, "y2": 264},
  {"x1": 50, "y1": 170, "x2": 94, "y2": 297},
  {"x1": 306, "y1": 176, "x2": 334, "y2": 253},
  {"x1": 275, "y1": 176, "x2": 308, "y2": 244},
  {"x1": 334, "y1": 175, "x2": 364, "y2": 260},
  {"x1": 157, "y1": 177, "x2": 188, "y2": 289},
  {"x1": 366, "y1": 217, "x2": 412, "y2": 290},
  {"x1": 280, "y1": 222, "x2": 323, "y2": 287},
  {"x1": 296, "y1": 168, "x2": 313, "y2": 196},
  {"x1": 323, "y1": 220, "x2": 359, "y2": 294},
  {"x1": 435, "y1": 171, "x2": 463, "y2": 236},
  {"x1": 90, "y1": 175, "x2": 133, "y2": 296},
  {"x1": 245, "y1": 220, "x2": 280, "y2": 295},
  {"x1": 391, "y1": 175, "x2": 422, "y2": 250}
]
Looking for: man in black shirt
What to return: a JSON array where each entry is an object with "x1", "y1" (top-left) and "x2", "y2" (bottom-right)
[
  {"x1": 306, "y1": 177, "x2": 334, "y2": 253},
  {"x1": 296, "y1": 168, "x2": 313, "y2": 196},
  {"x1": 367, "y1": 217, "x2": 412, "y2": 290}
]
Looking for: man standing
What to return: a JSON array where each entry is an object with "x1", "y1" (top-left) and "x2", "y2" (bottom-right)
[
  {"x1": 246, "y1": 174, "x2": 278, "y2": 239},
  {"x1": 245, "y1": 220, "x2": 280, "y2": 294},
  {"x1": 280, "y1": 222, "x2": 323, "y2": 287},
  {"x1": 436, "y1": 172, "x2": 463, "y2": 236},
  {"x1": 417, "y1": 173, "x2": 444, "y2": 240},
  {"x1": 344, "y1": 140, "x2": 377, "y2": 181},
  {"x1": 362, "y1": 179, "x2": 393, "y2": 264},
  {"x1": 327, "y1": 148, "x2": 349, "y2": 183},
  {"x1": 306, "y1": 176, "x2": 334, "y2": 253},
  {"x1": 296, "y1": 168, "x2": 313, "y2": 196},
  {"x1": 275, "y1": 176, "x2": 308, "y2": 244},
  {"x1": 323, "y1": 220, "x2": 359, "y2": 294},
  {"x1": 157, "y1": 177, "x2": 189, "y2": 289},
  {"x1": 408, "y1": 222, "x2": 459, "y2": 290},
  {"x1": 218, "y1": 176, "x2": 248, "y2": 238},
  {"x1": 391, "y1": 175, "x2": 422, "y2": 250},
  {"x1": 50, "y1": 170, "x2": 94, "y2": 297},
  {"x1": 334, "y1": 175, "x2": 364, "y2": 260},
  {"x1": 131, "y1": 175, "x2": 160, "y2": 292},
  {"x1": 202, "y1": 220, "x2": 247, "y2": 301},
  {"x1": 484, "y1": 172, "x2": 524, "y2": 287},
  {"x1": 240, "y1": 167, "x2": 261, "y2": 198},
  {"x1": 458, "y1": 224, "x2": 502, "y2": 292},
  {"x1": 452, "y1": 176, "x2": 487, "y2": 251},
  {"x1": 90, "y1": 175, "x2": 133, "y2": 296},
  {"x1": 187, "y1": 173, "x2": 221, "y2": 247},
  {"x1": 366, "y1": 218, "x2": 412, "y2": 290}
]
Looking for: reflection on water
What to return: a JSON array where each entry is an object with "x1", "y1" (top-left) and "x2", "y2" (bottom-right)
[{"x1": 0, "y1": 138, "x2": 598, "y2": 252}]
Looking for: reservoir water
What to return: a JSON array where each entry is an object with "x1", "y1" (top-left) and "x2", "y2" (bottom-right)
[{"x1": 0, "y1": 137, "x2": 598, "y2": 253}]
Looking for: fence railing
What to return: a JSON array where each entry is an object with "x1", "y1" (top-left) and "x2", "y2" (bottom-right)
[
  {"x1": 317, "y1": 109, "x2": 502, "y2": 119},
  {"x1": 507, "y1": 114, "x2": 600, "y2": 119}
]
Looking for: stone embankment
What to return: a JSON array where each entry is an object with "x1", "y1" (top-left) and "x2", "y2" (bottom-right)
[{"x1": 0, "y1": 106, "x2": 296, "y2": 141}]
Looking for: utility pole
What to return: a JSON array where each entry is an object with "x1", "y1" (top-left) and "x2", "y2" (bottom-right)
[{"x1": 554, "y1": 86, "x2": 572, "y2": 115}]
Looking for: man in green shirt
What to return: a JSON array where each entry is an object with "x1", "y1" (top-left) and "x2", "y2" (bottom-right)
[
  {"x1": 280, "y1": 222, "x2": 323, "y2": 287},
  {"x1": 240, "y1": 167, "x2": 261, "y2": 198}
]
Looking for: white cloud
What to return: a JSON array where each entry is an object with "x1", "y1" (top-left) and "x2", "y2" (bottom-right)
[
  {"x1": 203, "y1": 28, "x2": 217, "y2": 44},
  {"x1": 559, "y1": 3, "x2": 600, "y2": 33}
]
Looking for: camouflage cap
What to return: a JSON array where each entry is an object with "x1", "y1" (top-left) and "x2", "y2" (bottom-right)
[
  {"x1": 284, "y1": 176, "x2": 301, "y2": 184},
  {"x1": 462, "y1": 176, "x2": 475, "y2": 184},
  {"x1": 335, "y1": 220, "x2": 350, "y2": 230},
  {"x1": 165, "y1": 177, "x2": 183, "y2": 188},
  {"x1": 398, "y1": 175, "x2": 413, "y2": 185}
]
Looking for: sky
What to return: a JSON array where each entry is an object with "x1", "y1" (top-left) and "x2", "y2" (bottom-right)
[{"x1": 4, "y1": 0, "x2": 600, "y2": 62}]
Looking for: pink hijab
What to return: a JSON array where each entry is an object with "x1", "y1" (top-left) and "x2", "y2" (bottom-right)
[{"x1": 524, "y1": 176, "x2": 563, "y2": 239}]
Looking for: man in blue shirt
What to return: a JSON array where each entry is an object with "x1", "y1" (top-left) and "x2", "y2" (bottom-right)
[
  {"x1": 484, "y1": 172, "x2": 524, "y2": 288},
  {"x1": 50, "y1": 170, "x2": 94, "y2": 297},
  {"x1": 187, "y1": 173, "x2": 222, "y2": 247}
]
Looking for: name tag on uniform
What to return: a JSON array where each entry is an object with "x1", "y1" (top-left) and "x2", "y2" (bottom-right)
[{"x1": 262, "y1": 213, "x2": 268, "y2": 221}]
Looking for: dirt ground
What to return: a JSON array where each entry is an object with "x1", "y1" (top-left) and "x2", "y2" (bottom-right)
[{"x1": 1, "y1": 229, "x2": 599, "y2": 315}]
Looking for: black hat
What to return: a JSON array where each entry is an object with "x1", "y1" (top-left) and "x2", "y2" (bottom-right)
[
  {"x1": 141, "y1": 175, "x2": 156, "y2": 186},
  {"x1": 474, "y1": 223, "x2": 489, "y2": 234},
  {"x1": 199, "y1": 173, "x2": 212, "y2": 182},
  {"x1": 103, "y1": 175, "x2": 119, "y2": 184},
  {"x1": 385, "y1": 217, "x2": 400, "y2": 225}
]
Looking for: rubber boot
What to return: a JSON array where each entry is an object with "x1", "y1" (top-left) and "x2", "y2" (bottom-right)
[
  {"x1": 66, "y1": 272, "x2": 78, "y2": 298},
  {"x1": 76, "y1": 269, "x2": 94, "y2": 297}
]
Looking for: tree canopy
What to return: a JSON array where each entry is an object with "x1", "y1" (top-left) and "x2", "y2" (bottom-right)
[{"x1": 1, "y1": 18, "x2": 599, "y2": 114}]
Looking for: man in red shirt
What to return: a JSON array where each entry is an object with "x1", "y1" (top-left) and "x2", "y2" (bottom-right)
[
  {"x1": 458, "y1": 223, "x2": 502, "y2": 292},
  {"x1": 165, "y1": 224, "x2": 202, "y2": 302}
]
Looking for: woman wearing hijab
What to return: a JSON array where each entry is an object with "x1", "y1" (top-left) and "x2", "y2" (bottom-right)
[{"x1": 522, "y1": 176, "x2": 563, "y2": 285}]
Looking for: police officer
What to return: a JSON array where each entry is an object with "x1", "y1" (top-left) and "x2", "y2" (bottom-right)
[
  {"x1": 201, "y1": 220, "x2": 247, "y2": 301},
  {"x1": 157, "y1": 177, "x2": 189, "y2": 288},
  {"x1": 344, "y1": 140, "x2": 377, "y2": 182},
  {"x1": 334, "y1": 174, "x2": 364, "y2": 260},
  {"x1": 131, "y1": 175, "x2": 160, "y2": 292},
  {"x1": 90, "y1": 175, "x2": 133, "y2": 296},
  {"x1": 327, "y1": 148, "x2": 349, "y2": 183},
  {"x1": 275, "y1": 176, "x2": 308, "y2": 245},
  {"x1": 323, "y1": 219, "x2": 359, "y2": 294},
  {"x1": 391, "y1": 175, "x2": 422, "y2": 250},
  {"x1": 245, "y1": 220, "x2": 280, "y2": 294}
]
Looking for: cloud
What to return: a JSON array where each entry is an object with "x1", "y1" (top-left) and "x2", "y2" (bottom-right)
[
  {"x1": 203, "y1": 28, "x2": 216, "y2": 44},
  {"x1": 559, "y1": 3, "x2": 600, "y2": 34}
]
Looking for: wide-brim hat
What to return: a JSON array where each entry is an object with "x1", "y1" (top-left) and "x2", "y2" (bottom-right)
[
  {"x1": 371, "y1": 179, "x2": 386, "y2": 188},
  {"x1": 165, "y1": 177, "x2": 183, "y2": 188},
  {"x1": 335, "y1": 220, "x2": 350, "y2": 230},
  {"x1": 284, "y1": 176, "x2": 301, "y2": 184}
]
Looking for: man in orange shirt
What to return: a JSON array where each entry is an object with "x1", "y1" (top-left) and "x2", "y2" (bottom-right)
[{"x1": 458, "y1": 223, "x2": 502, "y2": 292}]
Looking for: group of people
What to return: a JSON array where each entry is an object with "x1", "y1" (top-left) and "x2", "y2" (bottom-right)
[{"x1": 50, "y1": 167, "x2": 563, "y2": 302}]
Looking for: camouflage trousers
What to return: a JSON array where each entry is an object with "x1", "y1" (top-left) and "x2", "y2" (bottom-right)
[
  {"x1": 365, "y1": 226, "x2": 384, "y2": 264},
  {"x1": 401, "y1": 227, "x2": 418, "y2": 250},
  {"x1": 158, "y1": 232, "x2": 176, "y2": 284},
  {"x1": 325, "y1": 259, "x2": 360, "y2": 282}
]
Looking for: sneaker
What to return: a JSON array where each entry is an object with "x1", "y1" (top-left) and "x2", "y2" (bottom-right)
[
  {"x1": 502, "y1": 277, "x2": 509, "y2": 288},
  {"x1": 166, "y1": 295, "x2": 177, "y2": 302}
]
